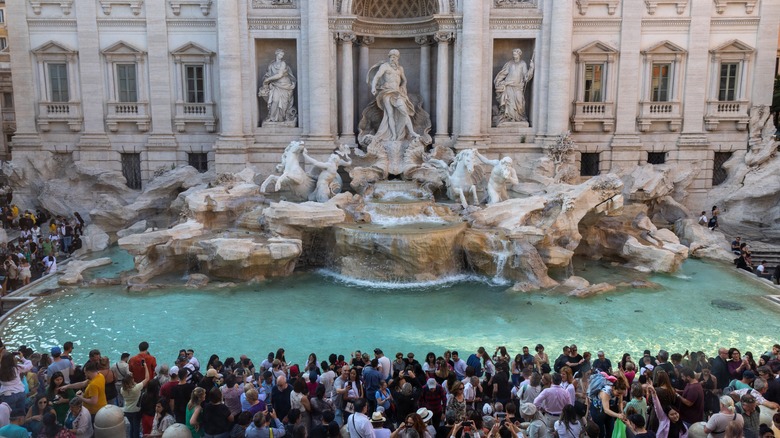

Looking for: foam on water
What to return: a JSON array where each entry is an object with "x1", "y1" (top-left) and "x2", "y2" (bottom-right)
[
  {"x1": 373, "y1": 191, "x2": 422, "y2": 202},
  {"x1": 317, "y1": 269, "x2": 511, "y2": 290},
  {"x1": 366, "y1": 214, "x2": 450, "y2": 226}
]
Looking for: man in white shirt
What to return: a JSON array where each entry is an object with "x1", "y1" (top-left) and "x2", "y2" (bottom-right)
[
  {"x1": 347, "y1": 399, "x2": 375, "y2": 438},
  {"x1": 187, "y1": 349, "x2": 200, "y2": 370},
  {"x1": 374, "y1": 349, "x2": 392, "y2": 382},
  {"x1": 452, "y1": 351, "x2": 468, "y2": 381}
]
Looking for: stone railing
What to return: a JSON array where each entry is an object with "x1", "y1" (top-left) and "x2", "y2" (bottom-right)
[
  {"x1": 704, "y1": 100, "x2": 749, "y2": 131},
  {"x1": 107, "y1": 101, "x2": 150, "y2": 132},
  {"x1": 36, "y1": 101, "x2": 82, "y2": 132},
  {"x1": 571, "y1": 101, "x2": 615, "y2": 132},
  {"x1": 2, "y1": 108, "x2": 15, "y2": 122},
  {"x1": 174, "y1": 101, "x2": 217, "y2": 133},
  {"x1": 637, "y1": 101, "x2": 682, "y2": 132}
]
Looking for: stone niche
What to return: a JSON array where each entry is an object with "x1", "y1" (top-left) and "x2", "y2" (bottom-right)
[
  {"x1": 255, "y1": 39, "x2": 299, "y2": 128},
  {"x1": 355, "y1": 38, "x2": 428, "y2": 114},
  {"x1": 491, "y1": 39, "x2": 536, "y2": 128}
]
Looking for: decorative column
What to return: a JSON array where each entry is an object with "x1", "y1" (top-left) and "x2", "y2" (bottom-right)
[
  {"x1": 434, "y1": 32, "x2": 453, "y2": 141},
  {"x1": 145, "y1": 0, "x2": 178, "y2": 163},
  {"x1": 543, "y1": 0, "x2": 573, "y2": 137},
  {"x1": 304, "y1": 0, "x2": 335, "y2": 148},
  {"x1": 5, "y1": 0, "x2": 41, "y2": 152},
  {"x1": 456, "y1": 0, "x2": 487, "y2": 148},
  {"x1": 680, "y1": 0, "x2": 711, "y2": 136},
  {"x1": 76, "y1": 0, "x2": 110, "y2": 152},
  {"x1": 416, "y1": 36, "x2": 432, "y2": 112},
  {"x1": 339, "y1": 32, "x2": 356, "y2": 141},
  {"x1": 358, "y1": 37, "x2": 375, "y2": 114},
  {"x1": 214, "y1": 0, "x2": 248, "y2": 172}
]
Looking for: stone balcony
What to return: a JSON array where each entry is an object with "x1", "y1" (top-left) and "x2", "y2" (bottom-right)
[
  {"x1": 571, "y1": 101, "x2": 615, "y2": 132},
  {"x1": 36, "y1": 101, "x2": 82, "y2": 132},
  {"x1": 704, "y1": 100, "x2": 749, "y2": 131},
  {"x1": 174, "y1": 102, "x2": 217, "y2": 133},
  {"x1": 637, "y1": 101, "x2": 682, "y2": 132},
  {"x1": 106, "y1": 101, "x2": 150, "y2": 132}
]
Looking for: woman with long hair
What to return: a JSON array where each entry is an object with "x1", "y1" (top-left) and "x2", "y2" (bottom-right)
[
  {"x1": 46, "y1": 371, "x2": 75, "y2": 425},
  {"x1": 554, "y1": 404, "x2": 582, "y2": 438},
  {"x1": 343, "y1": 368, "x2": 363, "y2": 423},
  {"x1": 727, "y1": 348, "x2": 749, "y2": 380},
  {"x1": 290, "y1": 377, "x2": 312, "y2": 434},
  {"x1": 511, "y1": 355, "x2": 524, "y2": 387},
  {"x1": 187, "y1": 387, "x2": 207, "y2": 437},
  {"x1": 589, "y1": 374, "x2": 628, "y2": 438},
  {"x1": 310, "y1": 384, "x2": 334, "y2": 428},
  {"x1": 38, "y1": 411, "x2": 73, "y2": 438},
  {"x1": 392, "y1": 413, "x2": 430, "y2": 438},
  {"x1": 139, "y1": 378, "x2": 161, "y2": 435},
  {"x1": 25, "y1": 393, "x2": 56, "y2": 436},
  {"x1": 698, "y1": 365, "x2": 720, "y2": 416},
  {"x1": 275, "y1": 349, "x2": 287, "y2": 367},
  {"x1": 305, "y1": 353, "x2": 320, "y2": 376},
  {"x1": 619, "y1": 354, "x2": 634, "y2": 372},
  {"x1": 0, "y1": 350, "x2": 33, "y2": 413},
  {"x1": 446, "y1": 381, "x2": 466, "y2": 423},
  {"x1": 149, "y1": 397, "x2": 175, "y2": 436},
  {"x1": 423, "y1": 353, "x2": 437, "y2": 377},
  {"x1": 121, "y1": 362, "x2": 150, "y2": 438},
  {"x1": 220, "y1": 374, "x2": 243, "y2": 417},
  {"x1": 647, "y1": 385, "x2": 688, "y2": 438}
]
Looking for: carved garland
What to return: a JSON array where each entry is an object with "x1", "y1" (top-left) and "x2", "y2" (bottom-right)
[{"x1": 29, "y1": 0, "x2": 73, "y2": 15}]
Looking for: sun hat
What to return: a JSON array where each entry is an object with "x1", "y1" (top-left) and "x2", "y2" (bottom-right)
[
  {"x1": 519, "y1": 403, "x2": 537, "y2": 417},
  {"x1": 416, "y1": 408, "x2": 433, "y2": 423},
  {"x1": 371, "y1": 411, "x2": 386, "y2": 422}
]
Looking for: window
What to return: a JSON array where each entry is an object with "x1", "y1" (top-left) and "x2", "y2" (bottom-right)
[
  {"x1": 651, "y1": 63, "x2": 671, "y2": 102},
  {"x1": 0, "y1": 38, "x2": 6, "y2": 51},
  {"x1": 584, "y1": 64, "x2": 604, "y2": 103},
  {"x1": 0, "y1": 9, "x2": 5, "y2": 24},
  {"x1": 121, "y1": 153, "x2": 142, "y2": 190},
  {"x1": 647, "y1": 152, "x2": 666, "y2": 165},
  {"x1": 185, "y1": 65, "x2": 205, "y2": 103},
  {"x1": 712, "y1": 152, "x2": 732, "y2": 186},
  {"x1": 48, "y1": 63, "x2": 69, "y2": 102},
  {"x1": 580, "y1": 153, "x2": 600, "y2": 177},
  {"x1": 2, "y1": 93, "x2": 11, "y2": 109},
  {"x1": 188, "y1": 152, "x2": 208, "y2": 173},
  {"x1": 116, "y1": 64, "x2": 138, "y2": 102},
  {"x1": 718, "y1": 63, "x2": 738, "y2": 101}
]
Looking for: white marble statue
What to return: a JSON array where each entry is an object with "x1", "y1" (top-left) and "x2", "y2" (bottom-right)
[
  {"x1": 745, "y1": 104, "x2": 778, "y2": 168},
  {"x1": 475, "y1": 152, "x2": 519, "y2": 204},
  {"x1": 494, "y1": 48, "x2": 535, "y2": 125},
  {"x1": 367, "y1": 49, "x2": 420, "y2": 142},
  {"x1": 260, "y1": 140, "x2": 314, "y2": 200},
  {"x1": 429, "y1": 148, "x2": 484, "y2": 208},
  {"x1": 303, "y1": 145, "x2": 352, "y2": 202},
  {"x1": 258, "y1": 49, "x2": 297, "y2": 125}
]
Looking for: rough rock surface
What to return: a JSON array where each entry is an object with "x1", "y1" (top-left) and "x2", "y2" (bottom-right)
[
  {"x1": 197, "y1": 237, "x2": 302, "y2": 281},
  {"x1": 81, "y1": 225, "x2": 110, "y2": 252},
  {"x1": 58, "y1": 257, "x2": 112, "y2": 285},
  {"x1": 264, "y1": 200, "x2": 346, "y2": 238},
  {"x1": 674, "y1": 218, "x2": 734, "y2": 262},
  {"x1": 569, "y1": 282, "x2": 616, "y2": 298}
]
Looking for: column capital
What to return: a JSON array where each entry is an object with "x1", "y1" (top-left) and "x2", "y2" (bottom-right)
[
  {"x1": 360, "y1": 36, "x2": 375, "y2": 46},
  {"x1": 434, "y1": 32, "x2": 454, "y2": 43},
  {"x1": 415, "y1": 35, "x2": 433, "y2": 46},
  {"x1": 337, "y1": 32, "x2": 357, "y2": 44}
]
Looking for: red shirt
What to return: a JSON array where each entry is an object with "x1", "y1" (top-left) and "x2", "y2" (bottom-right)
[{"x1": 128, "y1": 352, "x2": 157, "y2": 383}]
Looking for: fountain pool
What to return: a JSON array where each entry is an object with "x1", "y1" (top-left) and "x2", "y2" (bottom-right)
[{"x1": 1, "y1": 253, "x2": 778, "y2": 365}]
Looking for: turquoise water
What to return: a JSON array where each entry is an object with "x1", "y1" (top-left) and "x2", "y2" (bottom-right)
[{"x1": 1, "y1": 257, "x2": 778, "y2": 366}]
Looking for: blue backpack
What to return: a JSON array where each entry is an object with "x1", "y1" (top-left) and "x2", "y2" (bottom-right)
[{"x1": 467, "y1": 354, "x2": 484, "y2": 378}]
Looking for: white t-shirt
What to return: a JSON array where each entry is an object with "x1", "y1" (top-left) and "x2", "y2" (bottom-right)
[
  {"x1": 756, "y1": 264, "x2": 765, "y2": 273},
  {"x1": 44, "y1": 256, "x2": 57, "y2": 274},
  {"x1": 554, "y1": 420, "x2": 582, "y2": 438}
]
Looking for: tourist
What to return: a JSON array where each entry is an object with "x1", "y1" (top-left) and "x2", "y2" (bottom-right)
[
  {"x1": 518, "y1": 373, "x2": 541, "y2": 405},
  {"x1": 492, "y1": 362, "x2": 512, "y2": 407},
  {"x1": 370, "y1": 411, "x2": 390, "y2": 438},
  {"x1": 730, "y1": 379, "x2": 780, "y2": 410},
  {"x1": 419, "y1": 378, "x2": 446, "y2": 429},
  {"x1": 731, "y1": 237, "x2": 742, "y2": 255},
  {"x1": 729, "y1": 370, "x2": 756, "y2": 390},
  {"x1": 624, "y1": 383, "x2": 647, "y2": 422},
  {"x1": 738, "y1": 394, "x2": 760, "y2": 438},
  {"x1": 446, "y1": 380, "x2": 467, "y2": 423},
  {"x1": 271, "y1": 375, "x2": 293, "y2": 423},
  {"x1": 554, "y1": 404, "x2": 582, "y2": 438},
  {"x1": 699, "y1": 211, "x2": 709, "y2": 226},
  {"x1": 246, "y1": 409, "x2": 286, "y2": 438},
  {"x1": 64, "y1": 398, "x2": 92, "y2": 438},
  {"x1": 121, "y1": 361, "x2": 150, "y2": 438},
  {"x1": 519, "y1": 402, "x2": 545, "y2": 438},
  {"x1": 699, "y1": 365, "x2": 721, "y2": 416},
  {"x1": 24, "y1": 393, "x2": 55, "y2": 436},
  {"x1": 46, "y1": 371, "x2": 74, "y2": 425},
  {"x1": 290, "y1": 378, "x2": 312, "y2": 433},
  {"x1": 38, "y1": 411, "x2": 71, "y2": 438},
  {"x1": 347, "y1": 399, "x2": 375, "y2": 438},
  {"x1": 559, "y1": 367, "x2": 577, "y2": 405},
  {"x1": 129, "y1": 341, "x2": 158, "y2": 383},
  {"x1": 140, "y1": 379, "x2": 161, "y2": 435},
  {"x1": 677, "y1": 367, "x2": 705, "y2": 424},
  {"x1": 0, "y1": 351, "x2": 34, "y2": 414},
  {"x1": 244, "y1": 388, "x2": 266, "y2": 417},
  {"x1": 173, "y1": 368, "x2": 197, "y2": 423},
  {"x1": 589, "y1": 373, "x2": 627, "y2": 438},
  {"x1": 534, "y1": 345, "x2": 550, "y2": 375},
  {"x1": 727, "y1": 348, "x2": 751, "y2": 380},
  {"x1": 187, "y1": 386, "x2": 207, "y2": 437},
  {"x1": 0, "y1": 411, "x2": 29, "y2": 438},
  {"x1": 148, "y1": 396, "x2": 176, "y2": 436},
  {"x1": 201, "y1": 387, "x2": 234, "y2": 437},
  {"x1": 222, "y1": 374, "x2": 244, "y2": 417}
]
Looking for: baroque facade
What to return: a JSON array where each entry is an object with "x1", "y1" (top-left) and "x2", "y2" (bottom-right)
[{"x1": 5, "y1": 0, "x2": 780, "y2": 205}]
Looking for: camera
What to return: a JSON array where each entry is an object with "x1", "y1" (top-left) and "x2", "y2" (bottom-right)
[{"x1": 463, "y1": 421, "x2": 473, "y2": 427}]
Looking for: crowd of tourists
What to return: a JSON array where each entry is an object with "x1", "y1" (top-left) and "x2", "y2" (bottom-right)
[
  {"x1": 0, "y1": 340, "x2": 779, "y2": 438},
  {"x1": 0, "y1": 191, "x2": 83, "y2": 296}
]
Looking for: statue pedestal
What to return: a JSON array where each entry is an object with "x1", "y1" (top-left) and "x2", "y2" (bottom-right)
[{"x1": 496, "y1": 121, "x2": 530, "y2": 129}]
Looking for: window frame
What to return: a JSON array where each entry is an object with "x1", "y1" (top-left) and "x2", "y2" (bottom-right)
[
  {"x1": 101, "y1": 41, "x2": 148, "y2": 106},
  {"x1": 708, "y1": 40, "x2": 754, "y2": 104},
  {"x1": 574, "y1": 41, "x2": 618, "y2": 104},
  {"x1": 115, "y1": 63, "x2": 139, "y2": 103},
  {"x1": 47, "y1": 62, "x2": 70, "y2": 103},
  {"x1": 184, "y1": 64, "x2": 205, "y2": 104},
  {"x1": 583, "y1": 63, "x2": 605, "y2": 103}
]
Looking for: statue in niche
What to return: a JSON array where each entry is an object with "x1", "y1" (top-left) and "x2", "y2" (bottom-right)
[
  {"x1": 475, "y1": 152, "x2": 519, "y2": 204},
  {"x1": 494, "y1": 48, "x2": 535, "y2": 126},
  {"x1": 368, "y1": 49, "x2": 420, "y2": 142},
  {"x1": 258, "y1": 49, "x2": 297, "y2": 126},
  {"x1": 303, "y1": 145, "x2": 353, "y2": 202}
]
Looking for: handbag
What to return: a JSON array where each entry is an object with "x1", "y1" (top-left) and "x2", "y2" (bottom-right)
[{"x1": 344, "y1": 401, "x2": 355, "y2": 413}]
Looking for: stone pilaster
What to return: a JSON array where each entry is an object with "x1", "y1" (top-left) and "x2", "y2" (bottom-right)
[
  {"x1": 303, "y1": 0, "x2": 335, "y2": 149},
  {"x1": 455, "y1": 0, "x2": 487, "y2": 149},
  {"x1": 339, "y1": 32, "x2": 356, "y2": 142},
  {"x1": 434, "y1": 32, "x2": 453, "y2": 142},
  {"x1": 358, "y1": 37, "x2": 375, "y2": 117},
  {"x1": 76, "y1": 0, "x2": 110, "y2": 153},
  {"x1": 5, "y1": 0, "x2": 41, "y2": 151},
  {"x1": 214, "y1": 0, "x2": 248, "y2": 172},
  {"x1": 752, "y1": 1, "x2": 780, "y2": 105},
  {"x1": 145, "y1": 0, "x2": 178, "y2": 168},
  {"x1": 678, "y1": 0, "x2": 711, "y2": 140},
  {"x1": 416, "y1": 35, "x2": 432, "y2": 113},
  {"x1": 543, "y1": 0, "x2": 573, "y2": 138}
]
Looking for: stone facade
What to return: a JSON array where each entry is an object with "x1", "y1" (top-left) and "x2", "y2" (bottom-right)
[
  {"x1": 5, "y1": 0, "x2": 779, "y2": 208},
  {"x1": 0, "y1": 0, "x2": 13, "y2": 161}
]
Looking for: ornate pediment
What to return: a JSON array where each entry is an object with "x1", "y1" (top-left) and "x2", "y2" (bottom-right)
[
  {"x1": 642, "y1": 40, "x2": 687, "y2": 55},
  {"x1": 32, "y1": 40, "x2": 78, "y2": 55},
  {"x1": 710, "y1": 39, "x2": 754, "y2": 55},
  {"x1": 574, "y1": 41, "x2": 619, "y2": 61},
  {"x1": 170, "y1": 42, "x2": 215, "y2": 61}
]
